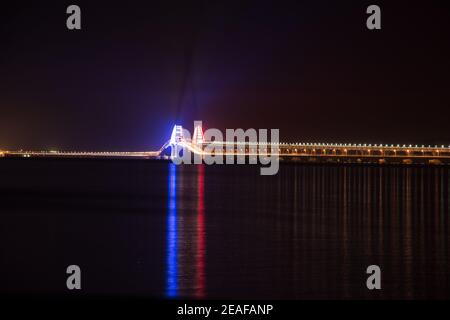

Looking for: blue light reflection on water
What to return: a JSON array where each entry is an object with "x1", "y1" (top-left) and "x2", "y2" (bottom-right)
[{"x1": 166, "y1": 163, "x2": 178, "y2": 297}]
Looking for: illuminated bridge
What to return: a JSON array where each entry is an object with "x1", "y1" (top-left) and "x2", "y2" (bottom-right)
[
  {"x1": 1, "y1": 150, "x2": 159, "y2": 159},
  {"x1": 161, "y1": 123, "x2": 450, "y2": 165},
  {"x1": 2, "y1": 122, "x2": 450, "y2": 165}
]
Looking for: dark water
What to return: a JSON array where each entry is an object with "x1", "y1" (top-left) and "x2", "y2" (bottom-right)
[{"x1": 1, "y1": 159, "x2": 449, "y2": 299}]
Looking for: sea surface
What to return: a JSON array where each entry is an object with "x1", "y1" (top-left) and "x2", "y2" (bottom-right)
[{"x1": 1, "y1": 158, "x2": 449, "y2": 299}]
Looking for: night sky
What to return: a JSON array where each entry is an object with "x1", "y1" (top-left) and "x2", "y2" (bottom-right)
[{"x1": 1, "y1": 0, "x2": 450, "y2": 151}]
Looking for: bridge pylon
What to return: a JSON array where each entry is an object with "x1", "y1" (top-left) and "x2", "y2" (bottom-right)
[
  {"x1": 169, "y1": 125, "x2": 184, "y2": 159},
  {"x1": 192, "y1": 121, "x2": 204, "y2": 145}
]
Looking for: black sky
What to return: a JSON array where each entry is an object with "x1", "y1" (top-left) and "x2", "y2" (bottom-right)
[{"x1": 1, "y1": 0, "x2": 450, "y2": 150}]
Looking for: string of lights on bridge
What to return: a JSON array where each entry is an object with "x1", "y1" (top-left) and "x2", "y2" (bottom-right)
[{"x1": 208, "y1": 141, "x2": 450, "y2": 149}]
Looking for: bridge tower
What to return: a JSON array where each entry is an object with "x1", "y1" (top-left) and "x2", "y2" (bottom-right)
[
  {"x1": 169, "y1": 125, "x2": 184, "y2": 159},
  {"x1": 192, "y1": 121, "x2": 204, "y2": 145}
]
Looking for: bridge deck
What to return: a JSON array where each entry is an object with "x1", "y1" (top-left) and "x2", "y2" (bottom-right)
[{"x1": 2, "y1": 141, "x2": 450, "y2": 164}]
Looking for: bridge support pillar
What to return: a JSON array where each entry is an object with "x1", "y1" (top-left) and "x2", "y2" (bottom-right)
[{"x1": 170, "y1": 143, "x2": 182, "y2": 160}]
